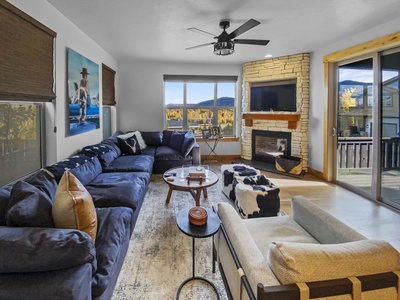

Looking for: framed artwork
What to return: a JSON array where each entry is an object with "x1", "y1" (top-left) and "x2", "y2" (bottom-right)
[
  {"x1": 211, "y1": 126, "x2": 220, "y2": 136},
  {"x1": 67, "y1": 48, "x2": 100, "y2": 136},
  {"x1": 202, "y1": 128, "x2": 211, "y2": 139}
]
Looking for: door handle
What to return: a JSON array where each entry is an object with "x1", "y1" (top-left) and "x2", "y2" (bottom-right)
[{"x1": 332, "y1": 127, "x2": 337, "y2": 137}]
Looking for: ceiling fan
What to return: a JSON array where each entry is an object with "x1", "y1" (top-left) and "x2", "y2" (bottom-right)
[{"x1": 186, "y1": 19, "x2": 269, "y2": 56}]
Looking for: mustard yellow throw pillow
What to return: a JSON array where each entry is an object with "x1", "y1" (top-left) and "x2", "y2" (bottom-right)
[{"x1": 52, "y1": 170, "x2": 97, "y2": 242}]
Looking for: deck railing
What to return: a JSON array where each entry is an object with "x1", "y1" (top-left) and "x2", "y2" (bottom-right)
[{"x1": 337, "y1": 137, "x2": 400, "y2": 171}]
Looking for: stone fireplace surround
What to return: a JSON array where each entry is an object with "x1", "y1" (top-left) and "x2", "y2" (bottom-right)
[{"x1": 241, "y1": 53, "x2": 310, "y2": 171}]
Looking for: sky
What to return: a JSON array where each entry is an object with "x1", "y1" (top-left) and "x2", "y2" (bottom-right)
[{"x1": 339, "y1": 69, "x2": 398, "y2": 83}]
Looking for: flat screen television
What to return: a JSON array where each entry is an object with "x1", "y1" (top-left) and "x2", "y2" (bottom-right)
[{"x1": 250, "y1": 80, "x2": 297, "y2": 112}]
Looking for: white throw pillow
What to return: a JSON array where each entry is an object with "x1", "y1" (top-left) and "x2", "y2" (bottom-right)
[
  {"x1": 133, "y1": 131, "x2": 147, "y2": 149},
  {"x1": 268, "y1": 240, "x2": 400, "y2": 284}
]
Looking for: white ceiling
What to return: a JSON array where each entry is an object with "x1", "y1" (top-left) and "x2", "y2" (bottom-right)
[{"x1": 47, "y1": 0, "x2": 400, "y2": 65}]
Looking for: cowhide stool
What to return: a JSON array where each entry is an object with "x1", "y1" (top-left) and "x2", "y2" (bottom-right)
[
  {"x1": 221, "y1": 164, "x2": 260, "y2": 200},
  {"x1": 234, "y1": 174, "x2": 280, "y2": 219}
]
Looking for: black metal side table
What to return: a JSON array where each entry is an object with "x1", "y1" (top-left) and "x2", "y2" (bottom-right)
[
  {"x1": 176, "y1": 207, "x2": 221, "y2": 299},
  {"x1": 204, "y1": 137, "x2": 221, "y2": 161}
]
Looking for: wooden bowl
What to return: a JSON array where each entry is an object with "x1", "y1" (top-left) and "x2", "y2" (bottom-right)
[{"x1": 188, "y1": 207, "x2": 208, "y2": 226}]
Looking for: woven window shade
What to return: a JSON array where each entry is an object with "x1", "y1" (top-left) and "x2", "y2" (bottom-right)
[
  {"x1": 102, "y1": 64, "x2": 116, "y2": 106},
  {"x1": 0, "y1": 0, "x2": 56, "y2": 102}
]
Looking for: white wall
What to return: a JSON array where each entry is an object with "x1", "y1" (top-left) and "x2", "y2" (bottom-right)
[
  {"x1": 309, "y1": 17, "x2": 400, "y2": 172},
  {"x1": 118, "y1": 60, "x2": 242, "y2": 155},
  {"x1": 8, "y1": 0, "x2": 118, "y2": 164}
]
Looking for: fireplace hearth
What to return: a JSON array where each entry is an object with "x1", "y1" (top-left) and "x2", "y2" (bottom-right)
[{"x1": 252, "y1": 130, "x2": 292, "y2": 163}]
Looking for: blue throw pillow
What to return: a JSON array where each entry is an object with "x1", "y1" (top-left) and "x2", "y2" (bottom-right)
[
  {"x1": 169, "y1": 131, "x2": 185, "y2": 152},
  {"x1": 181, "y1": 131, "x2": 195, "y2": 157},
  {"x1": 6, "y1": 181, "x2": 54, "y2": 228},
  {"x1": 118, "y1": 135, "x2": 141, "y2": 155},
  {"x1": 162, "y1": 130, "x2": 174, "y2": 146}
]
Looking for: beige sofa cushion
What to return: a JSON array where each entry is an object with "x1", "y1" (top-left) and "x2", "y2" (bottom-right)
[{"x1": 268, "y1": 239, "x2": 400, "y2": 284}]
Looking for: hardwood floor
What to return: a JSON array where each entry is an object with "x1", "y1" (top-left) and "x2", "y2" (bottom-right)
[{"x1": 207, "y1": 160, "x2": 400, "y2": 251}]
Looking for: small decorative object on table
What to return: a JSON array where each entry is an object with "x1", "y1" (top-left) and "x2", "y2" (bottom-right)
[
  {"x1": 187, "y1": 172, "x2": 206, "y2": 184},
  {"x1": 188, "y1": 206, "x2": 208, "y2": 226}
]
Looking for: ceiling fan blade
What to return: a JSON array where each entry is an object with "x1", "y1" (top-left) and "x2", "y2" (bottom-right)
[
  {"x1": 185, "y1": 42, "x2": 215, "y2": 50},
  {"x1": 234, "y1": 39, "x2": 270, "y2": 46},
  {"x1": 187, "y1": 27, "x2": 217, "y2": 37},
  {"x1": 228, "y1": 19, "x2": 260, "y2": 39}
]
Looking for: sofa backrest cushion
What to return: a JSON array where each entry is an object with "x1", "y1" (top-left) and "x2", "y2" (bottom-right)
[
  {"x1": 291, "y1": 196, "x2": 366, "y2": 243},
  {"x1": 6, "y1": 181, "x2": 54, "y2": 228},
  {"x1": 268, "y1": 239, "x2": 400, "y2": 284},
  {"x1": 0, "y1": 185, "x2": 13, "y2": 226},
  {"x1": 70, "y1": 156, "x2": 102, "y2": 186},
  {"x1": 45, "y1": 154, "x2": 94, "y2": 183},
  {"x1": 169, "y1": 131, "x2": 185, "y2": 151},
  {"x1": 180, "y1": 130, "x2": 195, "y2": 157},
  {"x1": 24, "y1": 169, "x2": 58, "y2": 200},
  {"x1": 52, "y1": 171, "x2": 97, "y2": 242},
  {"x1": 141, "y1": 131, "x2": 162, "y2": 147},
  {"x1": 162, "y1": 130, "x2": 174, "y2": 146},
  {"x1": 79, "y1": 143, "x2": 112, "y2": 157}
]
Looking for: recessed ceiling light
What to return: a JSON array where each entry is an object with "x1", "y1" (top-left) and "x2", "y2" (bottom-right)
[{"x1": 265, "y1": 54, "x2": 273, "y2": 58}]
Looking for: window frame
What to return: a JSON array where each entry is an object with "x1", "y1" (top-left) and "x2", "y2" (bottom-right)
[{"x1": 163, "y1": 75, "x2": 237, "y2": 137}]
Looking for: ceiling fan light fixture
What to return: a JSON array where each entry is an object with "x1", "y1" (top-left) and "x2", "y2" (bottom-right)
[{"x1": 214, "y1": 41, "x2": 235, "y2": 56}]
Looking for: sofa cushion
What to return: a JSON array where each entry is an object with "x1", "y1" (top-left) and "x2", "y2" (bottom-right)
[
  {"x1": 244, "y1": 215, "x2": 319, "y2": 257},
  {"x1": 101, "y1": 138, "x2": 122, "y2": 156},
  {"x1": 181, "y1": 130, "x2": 195, "y2": 157},
  {"x1": 24, "y1": 169, "x2": 58, "y2": 200},
  {"x1": 70, "y1": 156, "x2": 102, "y2": 186},
  {"x1": 268, "y1": 239, "x2": 400, "y2": 284},
  {"x1": 92, "y1": 207, "x2": 132, "y2": 298},
  {"x1": 45, "y1": 154, "x2": 93, "y2": 183},
  {"x1": 155, "y1": 146, "x2": 188, "y2": 161},
  {"x1": 141, "y1": 131, "x2": 162, "y2": 147},
  {"x1": 0, "y1": 227, "x2": 96, "y2": 273},
  {"x1": 86, "y1": 172, "x2": 150, "y2": 210},
  {"x1": 0, "y1": 185, "x2": 12, "y2": 226},
  {"x1": 169, "y1": 131, "x2": 185, "y2": 151},
  {"x1": 102, "y1": 155, "x2": 154, "y2": 173},
  {"x1": 140, "y1": 146, "x2": 156, "y2": 157},
  {"x1": 52, "y1": 171, "x2": 97, "y2": 242},
  {"x1": 79, "y1": 143, "x2": 112, "y2": 157},
  {"x1": 6, "y1": 181, "x2": 54, "y2": 228},
  {"x1": 162, "y1": 129, "x2": 175, "y2": 145}
]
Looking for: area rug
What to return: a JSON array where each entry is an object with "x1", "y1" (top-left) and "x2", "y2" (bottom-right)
[{"x1": 112, "y1": 166, "x2": 230, "y2": 300}]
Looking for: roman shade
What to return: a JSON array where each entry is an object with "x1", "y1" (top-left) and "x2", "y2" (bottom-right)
[
  {"x1": 0, "y1": 0, "x2": 56, "y2": 102},
  {"x1": 102, "y1": 64, "x2": 116, "y2": 106}
]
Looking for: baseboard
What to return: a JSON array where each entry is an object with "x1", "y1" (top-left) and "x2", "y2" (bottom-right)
[
  {"x1": 307, "y1": 167, "x2": 325, "y2": 180},
  {"x1": 201, "y1": 154, "x2": 241, "y2": 164}
]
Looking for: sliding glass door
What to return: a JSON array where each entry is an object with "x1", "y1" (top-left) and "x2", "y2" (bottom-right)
[
  {"x1": 334, "y1": 49, "x2": 400, "y2": 208},
  {"x1": 380, "y1": 50, "x2": 400, "y2": 207},
  {"x1": 336, "y1": 58, "x2": 374, "y2": 195}
]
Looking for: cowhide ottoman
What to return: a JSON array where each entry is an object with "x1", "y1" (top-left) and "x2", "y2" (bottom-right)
[
  {"x1": 221, "y1": 164, "x2": 260, "y2": 200},
  {"x1": 234, "y1": 174, "x2": 280, "y2": 219}
]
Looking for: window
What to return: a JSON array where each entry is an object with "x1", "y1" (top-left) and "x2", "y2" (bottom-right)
[
  {"x1": 0, "y1": 102, "x2": 43, "y2": 186},
  {"x1": 164, "y1": 75, "x2": 237, "y2": 137}
]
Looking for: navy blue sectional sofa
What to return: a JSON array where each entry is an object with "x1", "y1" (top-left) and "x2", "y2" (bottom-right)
[{"x1": 0, "y1": 130, "x2": 200, "y2": 300}]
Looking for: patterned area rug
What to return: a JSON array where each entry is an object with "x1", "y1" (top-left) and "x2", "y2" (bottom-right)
[{"x1": 112, "y1": 166, "x2": 230, "y2": 300}]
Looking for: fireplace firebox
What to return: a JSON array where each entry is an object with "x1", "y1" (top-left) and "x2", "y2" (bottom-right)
[{"x1": 252, "y1": 130, "x2": 292, "y2": 163}]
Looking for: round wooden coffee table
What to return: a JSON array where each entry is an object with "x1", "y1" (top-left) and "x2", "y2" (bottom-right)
[{"x1": 163, "y1": 166, "x2": 219, "y2": 206}]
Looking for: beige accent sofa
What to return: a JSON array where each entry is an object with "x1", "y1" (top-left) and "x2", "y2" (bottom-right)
[{"x1": 216, "y1": 196, "x2": 400, "y2": 300}]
